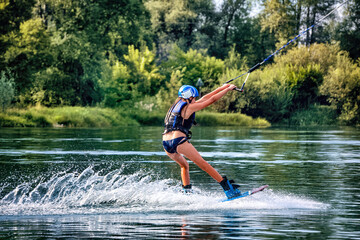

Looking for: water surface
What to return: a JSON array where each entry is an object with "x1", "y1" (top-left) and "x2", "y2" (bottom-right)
[{"x1": 0, "y1": 126, "x2": 359, "y2": 239}]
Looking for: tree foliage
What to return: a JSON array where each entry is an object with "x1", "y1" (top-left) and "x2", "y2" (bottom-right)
[{"x1": 0, "y1": 0, "x2": 359, "y2": 125}]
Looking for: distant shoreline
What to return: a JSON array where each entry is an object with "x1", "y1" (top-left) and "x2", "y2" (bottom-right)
[{"x1": 0, "y1": 106, "x2": 270, "y2": 128}]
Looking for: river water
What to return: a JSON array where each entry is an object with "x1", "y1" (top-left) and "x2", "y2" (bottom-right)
[{"x1": 0, "y1": 126, "x2": 359, "y2": 239}]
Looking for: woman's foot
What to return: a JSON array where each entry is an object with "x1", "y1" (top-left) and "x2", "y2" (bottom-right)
[
  {"x1": 219, "y1": 176, "x2": 242, "y2": 199},
  {"x1": 181, "y1": 184, "x2": 193, "y2": 194}
]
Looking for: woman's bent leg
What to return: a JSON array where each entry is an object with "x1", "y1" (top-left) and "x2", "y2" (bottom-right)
[
  {"x1": 166, "y1": 151, "x2": 190, "y2": 186},
  {"x1": 177, "y1": 142, "x2": 223, "y2": 182}
]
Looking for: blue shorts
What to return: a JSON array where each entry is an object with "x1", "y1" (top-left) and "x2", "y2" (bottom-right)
[{"x1": 163, "y1": 137, "x2": 188, "y2": 153}]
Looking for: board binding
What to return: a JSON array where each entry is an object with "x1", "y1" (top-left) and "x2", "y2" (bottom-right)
[{"x1": 221, "y1": 185, "x2": 269, "y2": 202}]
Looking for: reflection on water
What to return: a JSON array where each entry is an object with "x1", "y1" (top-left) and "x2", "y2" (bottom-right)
[{"x1": 0, "y1": 126, "x2": 359, "y2": 239}]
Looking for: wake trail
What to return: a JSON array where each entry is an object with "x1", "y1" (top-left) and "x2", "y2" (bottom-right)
[{"x1": 0, "y1": 167, "x2": 329, "y2": 216}]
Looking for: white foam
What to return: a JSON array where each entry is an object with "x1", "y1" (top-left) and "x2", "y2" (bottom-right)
[{"x1": 0, "y1": 167, "x2": 329, "y2": 216}]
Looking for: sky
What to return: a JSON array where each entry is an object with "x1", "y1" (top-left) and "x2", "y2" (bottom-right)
[
  {"x1": 213, "y1": 0, "x2": 263, "y2": 17},
  {"x1": 214, "y1": 0, "x2": 223, "y2": 9}
]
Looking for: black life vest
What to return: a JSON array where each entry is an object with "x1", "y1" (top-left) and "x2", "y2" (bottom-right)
[{"x1": 163, "y1": 100, "x2": 196, "y2": 137}]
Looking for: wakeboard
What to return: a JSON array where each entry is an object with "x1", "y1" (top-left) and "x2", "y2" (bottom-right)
[{"x1": 221, "y1": 185, "x2": 269, "y2": 202}]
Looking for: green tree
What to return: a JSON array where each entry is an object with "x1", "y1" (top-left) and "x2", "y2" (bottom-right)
[
  {"x1": 0, "y1": 0, "x2": 36, "y2": 35},
  {"x1": 156, "y1": 69, "x2": 184, "y2": 111},
  {"x1": 102, "y1": 45, "x2": 165, "y2": 106},
  {"x1": 1, "y1": 0, "x2": 155, "y2": 107},
  {"x1": 161, "y1": 45, "x2": 225, "y2": 91},
  {"x1": 190, "y1": 0, "x2": 254, "y2": 60},
  {"x1": 334, "y1": 0, "x2": 360, "y2": 60},
  {"x1": 31, "y1": 67, "x2": 74, "y2": 106},
  {"x1": 30, "y1": 0, "x2": 153, "y2": 106},
  {"x1": 49, "y1": 31, "x2": 104, "y2": 105},
  {"x1": 259, "y1": 0, "x2": 338, "y2": 48},
  {"x1": 101, "y1": 60, "x2": 136, "y2": 107},
  {"x1": 190, "y1": 1, "x2": 223, "y2": 57},
  {"x1": 145, "y1": 0, "x2": 198, "y2": 59},
  {"x1": 302, "y1": 0, "x2": 337, "y2": 45},
  {"x1": 124, "y1": 45, "x2": 164, "y2": 96},
  {"x1": 260, "y1": 0, "x2": 298, "y2": 48},
  {"x1": 0, "y1": 70, "x2": 15, "y2": 111},
  {"x1": 232, "y1": 15, "x2": 276, "y2": 65},
  {"x1": 36, "y1": 0, "x2": 152, "y2": 58},
  {"x1": 144, "y1": 0, "x2": 239, "y2": 60},
  {"x1": 0, "y1": 0, "x2": 36, "y2": 68},
  {"x1": 211, "y1": 46, "x2": 248, "y2": 112},
  {"x1": 219, "y1": 0, "x2": 249, "y2": 50},
  {"x1": 3, "y1": 18, "x2": 53, "y2": 105}
]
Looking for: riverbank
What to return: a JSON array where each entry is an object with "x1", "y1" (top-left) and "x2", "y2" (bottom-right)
[{"x1": 0, "y1": 107, "x2": 270, "y2": 128}]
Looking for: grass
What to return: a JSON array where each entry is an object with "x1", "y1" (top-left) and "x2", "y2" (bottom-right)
[
  {"x1": 1, "y1": 107, "x2": 139, "y2": 128},
  {"x1": 0, "y1": 113, "x2": 36, "y2": 127},
  {"x1": 286, "y1": 105, "x2": 338, "y2": 126},
  {"x1": 128, "y1": 110, "x2": 164, "y2": 126},
  {"x1": 196, "y1": 112, "x2": 270, "y2": 127},
  {"x1": 0, "y1": 106, "x2": 270, "y2": 128}
]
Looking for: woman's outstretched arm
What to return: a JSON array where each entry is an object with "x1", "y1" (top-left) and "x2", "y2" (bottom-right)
[
  {"x1": 184, "y1": 84, "x2": 237, "y2": 118},
  {"x1": 196, "y1": 84, "x2": 230, "y2": 103}
]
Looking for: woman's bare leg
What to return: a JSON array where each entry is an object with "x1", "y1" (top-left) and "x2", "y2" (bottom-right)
[
  {"x1": 165, "y1": 151, "x2": 191, "y2": 186},
  {"x1": 177, "y1": 142, "x2": 223, "y2": 182}
]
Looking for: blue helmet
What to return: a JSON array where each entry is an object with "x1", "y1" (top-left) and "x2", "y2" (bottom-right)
[{"x1": 178, "y1": 85, "x2": 199, "y2": 99}]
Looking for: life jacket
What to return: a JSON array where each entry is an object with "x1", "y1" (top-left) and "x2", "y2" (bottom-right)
[{"x1": 163, "y1": 100, "x2": 196, "y2": 137}]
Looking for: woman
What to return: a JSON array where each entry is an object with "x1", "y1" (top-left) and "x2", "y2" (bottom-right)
[{"x1": 162, "y1": 84, "x2": 242, "y2": 199}]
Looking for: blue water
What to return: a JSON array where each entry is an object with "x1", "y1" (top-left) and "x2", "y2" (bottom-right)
[{"x1": 0, "y1": 126, "x2": 359, "y2": 239}]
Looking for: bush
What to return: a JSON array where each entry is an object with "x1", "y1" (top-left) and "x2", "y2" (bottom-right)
[
  {"x1": 238, "y1": 44, "x2": 360, "y2": 125},
  {"x1": 156, "y1": 69, "x2": 184, "y2": 112},
  {"x1": 239, "y1": 66, "x2": 293, "y2": 123},
  {"x1": 320, "y1": 54, "x2": 360, "y2": 125},
  {"x1": 24, "y1": 111, "x2": 51, "y2": 127},
  {"x1": 286, "y1": 64, "x2": 324, "y2": 110},
  {"x1": 274, "y1": 43, "x2": 340, "y2": 74}
]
